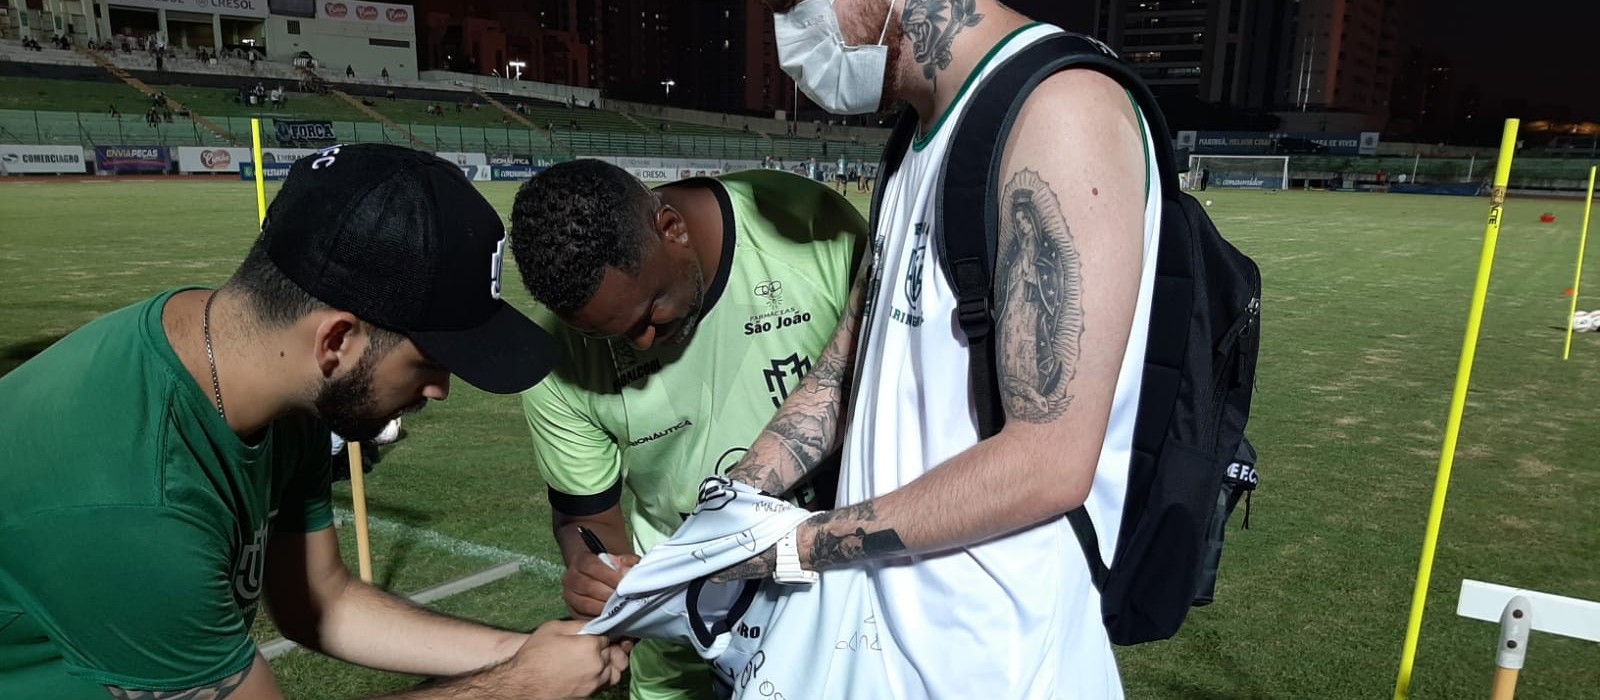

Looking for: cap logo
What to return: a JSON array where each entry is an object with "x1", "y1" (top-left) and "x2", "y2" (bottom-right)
[
  {"x1": 490, "y1": 233, "x2": 506, "y2": 300},
  {"x1": 310, "y1": 144, "x2": 342, "y2": 170}
]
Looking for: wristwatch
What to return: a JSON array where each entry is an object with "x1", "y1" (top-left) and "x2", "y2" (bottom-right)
[{"x1": 773, "y1": 523, "x2": 819, "y2": 585}]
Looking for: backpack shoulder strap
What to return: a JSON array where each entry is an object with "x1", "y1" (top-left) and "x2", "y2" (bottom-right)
[
  {"x1": 935, "y1": 32, "x2": 1179, "y2": 589},
  {"x1": 868, "y1": 108, "x2": 919, "y2": 239}
]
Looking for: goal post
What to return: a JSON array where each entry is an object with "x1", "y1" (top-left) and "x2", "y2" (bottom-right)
[{"x1": 1188, "y1": 154, "x2": 1291, "y2": 191}]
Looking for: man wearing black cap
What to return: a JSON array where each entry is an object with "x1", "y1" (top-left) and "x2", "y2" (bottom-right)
[{"x1": 0, "y1": 144, "x2": 627, "y2": 699}]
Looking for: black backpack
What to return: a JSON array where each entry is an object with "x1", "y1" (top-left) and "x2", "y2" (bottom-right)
[{"x1": 866, "y1": 33, "x2": 1262, "y2": 645}]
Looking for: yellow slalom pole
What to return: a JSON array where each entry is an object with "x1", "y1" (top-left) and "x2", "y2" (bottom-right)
[
  {"x1": 250, "y1": 118, "x2": 267, "y2": 224},
  {"x1": 251, "y1": 118, "x2": 374, "y2": 583},
  {"x1": 1393, "y1": 118, "x2": 1520, "y2": 700},
  {"x1": 1562, "y1": 166, "x2": 1597, "y2": 360},
  {"x1": 348, "y1": 443, "x2": 374, "y2": 583}
]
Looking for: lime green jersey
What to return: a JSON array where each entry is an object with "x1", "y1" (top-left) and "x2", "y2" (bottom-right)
[
  {"x1": 523, "y1": 170, "x2": 866, "y2": 555},
  {"x1": 0, "y1": 289, "x2": 333, "y2": 697}
]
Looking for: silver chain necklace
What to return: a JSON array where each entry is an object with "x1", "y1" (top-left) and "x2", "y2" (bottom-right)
[{"x1": 203, "y1": 291, "x2": 227, "y2": 421}]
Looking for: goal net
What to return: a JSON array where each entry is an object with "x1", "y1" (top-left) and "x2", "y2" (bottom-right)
[{"x1": 1187, "y1": 155, "x2": 1291, "y2": 191}]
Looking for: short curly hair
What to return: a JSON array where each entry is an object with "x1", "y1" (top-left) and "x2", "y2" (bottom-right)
[{"x1": 509, "y1": 159, "x2": 656, "y2": 313}]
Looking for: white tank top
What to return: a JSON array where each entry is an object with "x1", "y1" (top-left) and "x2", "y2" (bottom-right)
[{"x1": 838, "y1": 23, "x2": 1162, "y2": 698}]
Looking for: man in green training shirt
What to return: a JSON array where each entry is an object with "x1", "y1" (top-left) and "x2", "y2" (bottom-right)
[
  {"x1": 0, "y1": 145, "x2": 629, "y2": 700},
  {"x1": 508, "y1": 159, "x2": 865, "y2": 700}
]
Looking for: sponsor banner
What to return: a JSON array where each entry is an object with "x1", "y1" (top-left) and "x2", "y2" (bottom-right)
[
  {"x1": 0, "y1": 145, "x2": 86, "y2": 174},
  {"x1": 720, "y1": 160, "x2": 764, "y2": 173},
  {"x1": 108, "y1": 0, "x2": 269, "y2": 19},
  {"x1": 273, "y1": 120, "x2": 337, "y2": 144},
  {"x1": 627, "y1": 167, "x2": 674, "y2": 182},
  {"x1": 676, "y1": 167, "x2": 723, "y2": 179},
  {"x1": 438, "y1": 152, "x2": 490, "y2": 182},
  {"x1": 1188, "y1": 131, "x2": 1380, "y2": 156},
  {"x1": 260, "y1": 148, "x2": 319, "y2": 163},
  {"x1": 1212, "y1": 174, "x2": 1286, "y2": 189},
  {"x1": 491, "y1": 165, "x2": 543, "y2": 181},
  {"x1": 1358, "y1": 132, "x2": 1381, "y2": 156},
  {"x1": 437, "y1": 152, "x2": 489, "y2": 167},
  {"x1": 489, "y1": 154, "x2": 532, "y2": 166},
  {"x1": 95, "y1": 146, "x2": 169, "y2": 173},
  {"x1": 239, "y1": 162, "x2": 293, "y2": 181},
  {"x1": 673, "y1": 158, "x2": 723, "y2": 179},
  {"x1": 614, "y1": 157, "x2": 664, "y2": 170},
  {"x1": 177, "y1": 146, "x2": 252, "y2": 173},
  {"x1": 681, "y1": 159, "x2": 721, "y2": 171},
  {"x1": 320, "y1": 0, "x2": 413, "y2": 25}
]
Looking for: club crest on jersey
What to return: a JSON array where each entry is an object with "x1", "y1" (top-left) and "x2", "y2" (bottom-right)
[
  {"x1": 233, "y1": 511, "x2": 274, "y2": 614},
  {"x1": 889, "y1": 224, "x2": 927, "y2": 327},
  {"x1": 762, "y1": 353, "x2": 812, "y2": 409},
  {"x1": 905, "y1": 223, "x2": 927, "y2": 305}
]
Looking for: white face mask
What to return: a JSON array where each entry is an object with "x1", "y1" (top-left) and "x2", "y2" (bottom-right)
[{"x1": 774, "y1": 0, "x2": 898, "y2": 116}]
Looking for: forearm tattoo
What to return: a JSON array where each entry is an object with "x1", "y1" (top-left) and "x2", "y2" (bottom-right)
[
  {"x1": 107, "y1": 664, "x2": 252, "y2": 700},
  {"x1": 996, "y1": 169, "x2": 1084, "y2": 423},
  {"x1": 902, "y1": 0, "x2": 985, "y2": 87},
  {"x1": 806, "y1": 501, "x2": 906, "y2": 569}
]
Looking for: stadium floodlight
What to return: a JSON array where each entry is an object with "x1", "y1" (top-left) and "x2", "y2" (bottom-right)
[
  {"x1": 661, "y1": 78, "x2": 676, "y2": 98},
  {"x1": 507, "y1": 60, "x2": 525, "y2": 81}
]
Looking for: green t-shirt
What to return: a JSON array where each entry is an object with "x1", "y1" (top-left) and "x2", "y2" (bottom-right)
[
  {"x1": 523, "y1": 170, "x2": 866, "y2": 555},
  {"x1": 0, "y1": 289, "x2": 334, "y2": 698}
]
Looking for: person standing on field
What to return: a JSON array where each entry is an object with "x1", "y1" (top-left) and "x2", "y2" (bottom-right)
[{"x1": 709, "y1": 1, "x2": 1166, "y2": 696}]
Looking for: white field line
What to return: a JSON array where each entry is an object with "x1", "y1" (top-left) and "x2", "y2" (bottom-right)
[
  {"x1": 332, "y1": 507, "x2": 563, "y2": 580},
  {"x1": 262, "y1": 511, "x2": 564, "y2": 661}
]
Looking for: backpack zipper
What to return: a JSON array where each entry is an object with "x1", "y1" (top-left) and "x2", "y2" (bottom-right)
[{"x1": 1206, "y1": 294, "x2": 1261, "y2": 447}]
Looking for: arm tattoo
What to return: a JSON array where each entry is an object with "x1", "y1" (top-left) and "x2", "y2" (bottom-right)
[
  {"x1": 902, "y1": 0, "x2": 985, "y2": 86},
  {"x1": 709, "y1": 546, "x2": 778, "y2": 583},
  {"x1": 806, "y1": 502, "x2": 906, "y2": 569},
  {"x1": 996, "y1": 169, "x2": 1084, "y2": 424},
  {"x1": 107, "y1": 664, "x2": 252, "y2": 700}
]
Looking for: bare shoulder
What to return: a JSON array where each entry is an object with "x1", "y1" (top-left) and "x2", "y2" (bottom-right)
[{"x1": 1004, "y1": 69, "x2": 1146, "y2": 180}]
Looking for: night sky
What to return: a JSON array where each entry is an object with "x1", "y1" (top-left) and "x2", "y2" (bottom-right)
[
  {"x1": 1003, "y1": 0, "x2": 1599, "y2": 122},
  {"x1": 1416, "y1": 0, "x2": 1600, "y2": 120}
]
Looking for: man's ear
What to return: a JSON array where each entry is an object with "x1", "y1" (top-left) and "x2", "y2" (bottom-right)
[
  {"x1": 310, "y1": 311, "x2": 363, "y2": 379},
  {"x1": 655, "y1": 204, "x2": 689, "y2": 247}
]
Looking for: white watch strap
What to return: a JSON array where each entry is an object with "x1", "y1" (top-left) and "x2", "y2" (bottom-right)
[{"x1": 773, "y1": 524, "x2": 818, "y2": 585}]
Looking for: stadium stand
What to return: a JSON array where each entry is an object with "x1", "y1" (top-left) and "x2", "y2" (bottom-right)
[{"x1": 0, "y1": 36, "x2": 888, "y2": 165}]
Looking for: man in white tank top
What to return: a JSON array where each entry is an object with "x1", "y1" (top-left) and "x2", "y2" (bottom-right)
[{"x1": 712, "y1": 2, "x2": 1165, "y2": 697}]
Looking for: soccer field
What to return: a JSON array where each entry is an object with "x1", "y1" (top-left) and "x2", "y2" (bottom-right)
[{"x1": 2, "y1": 180, "x2": 1598, "y2": 699}]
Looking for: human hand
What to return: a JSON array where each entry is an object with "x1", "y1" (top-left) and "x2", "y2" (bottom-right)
[
  {"x1": 499, "y1": 620, "x2": 632, "y2": 700},
  {"x1": 562, "y1": 552, "x2": 640, "y2": 618}
]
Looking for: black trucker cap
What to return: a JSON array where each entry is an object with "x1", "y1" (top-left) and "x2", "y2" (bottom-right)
[{"x1": 259, "y1": 143, "x2": 554, "y2": 394}]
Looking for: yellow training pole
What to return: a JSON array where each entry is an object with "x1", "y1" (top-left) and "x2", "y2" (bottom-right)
[
  {"x1": 250, "y1": 118, "x2": 267, "y2": 224},
  {"x1": 1393, "y1": 118, "x2": 1520, "y2": 700},
  {"x1": 347, "y1": 443, "x2": 374, "y2": 583},
  {"x1": 252, "y1": 118, "x2": 374, "y2": 583},
  {"x1": 1562, "y1": 166, "x2": 1597, "y2": 360}
]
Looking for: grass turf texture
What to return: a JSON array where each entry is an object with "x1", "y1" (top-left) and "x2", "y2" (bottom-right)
[{"x1": 2, "y1": 181, "x2": 1599, "y2": 699}]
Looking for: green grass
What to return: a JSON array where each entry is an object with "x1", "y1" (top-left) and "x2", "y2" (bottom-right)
[{"x1": 3, "y1": 181, "x2": 1599, "y2": 698}]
